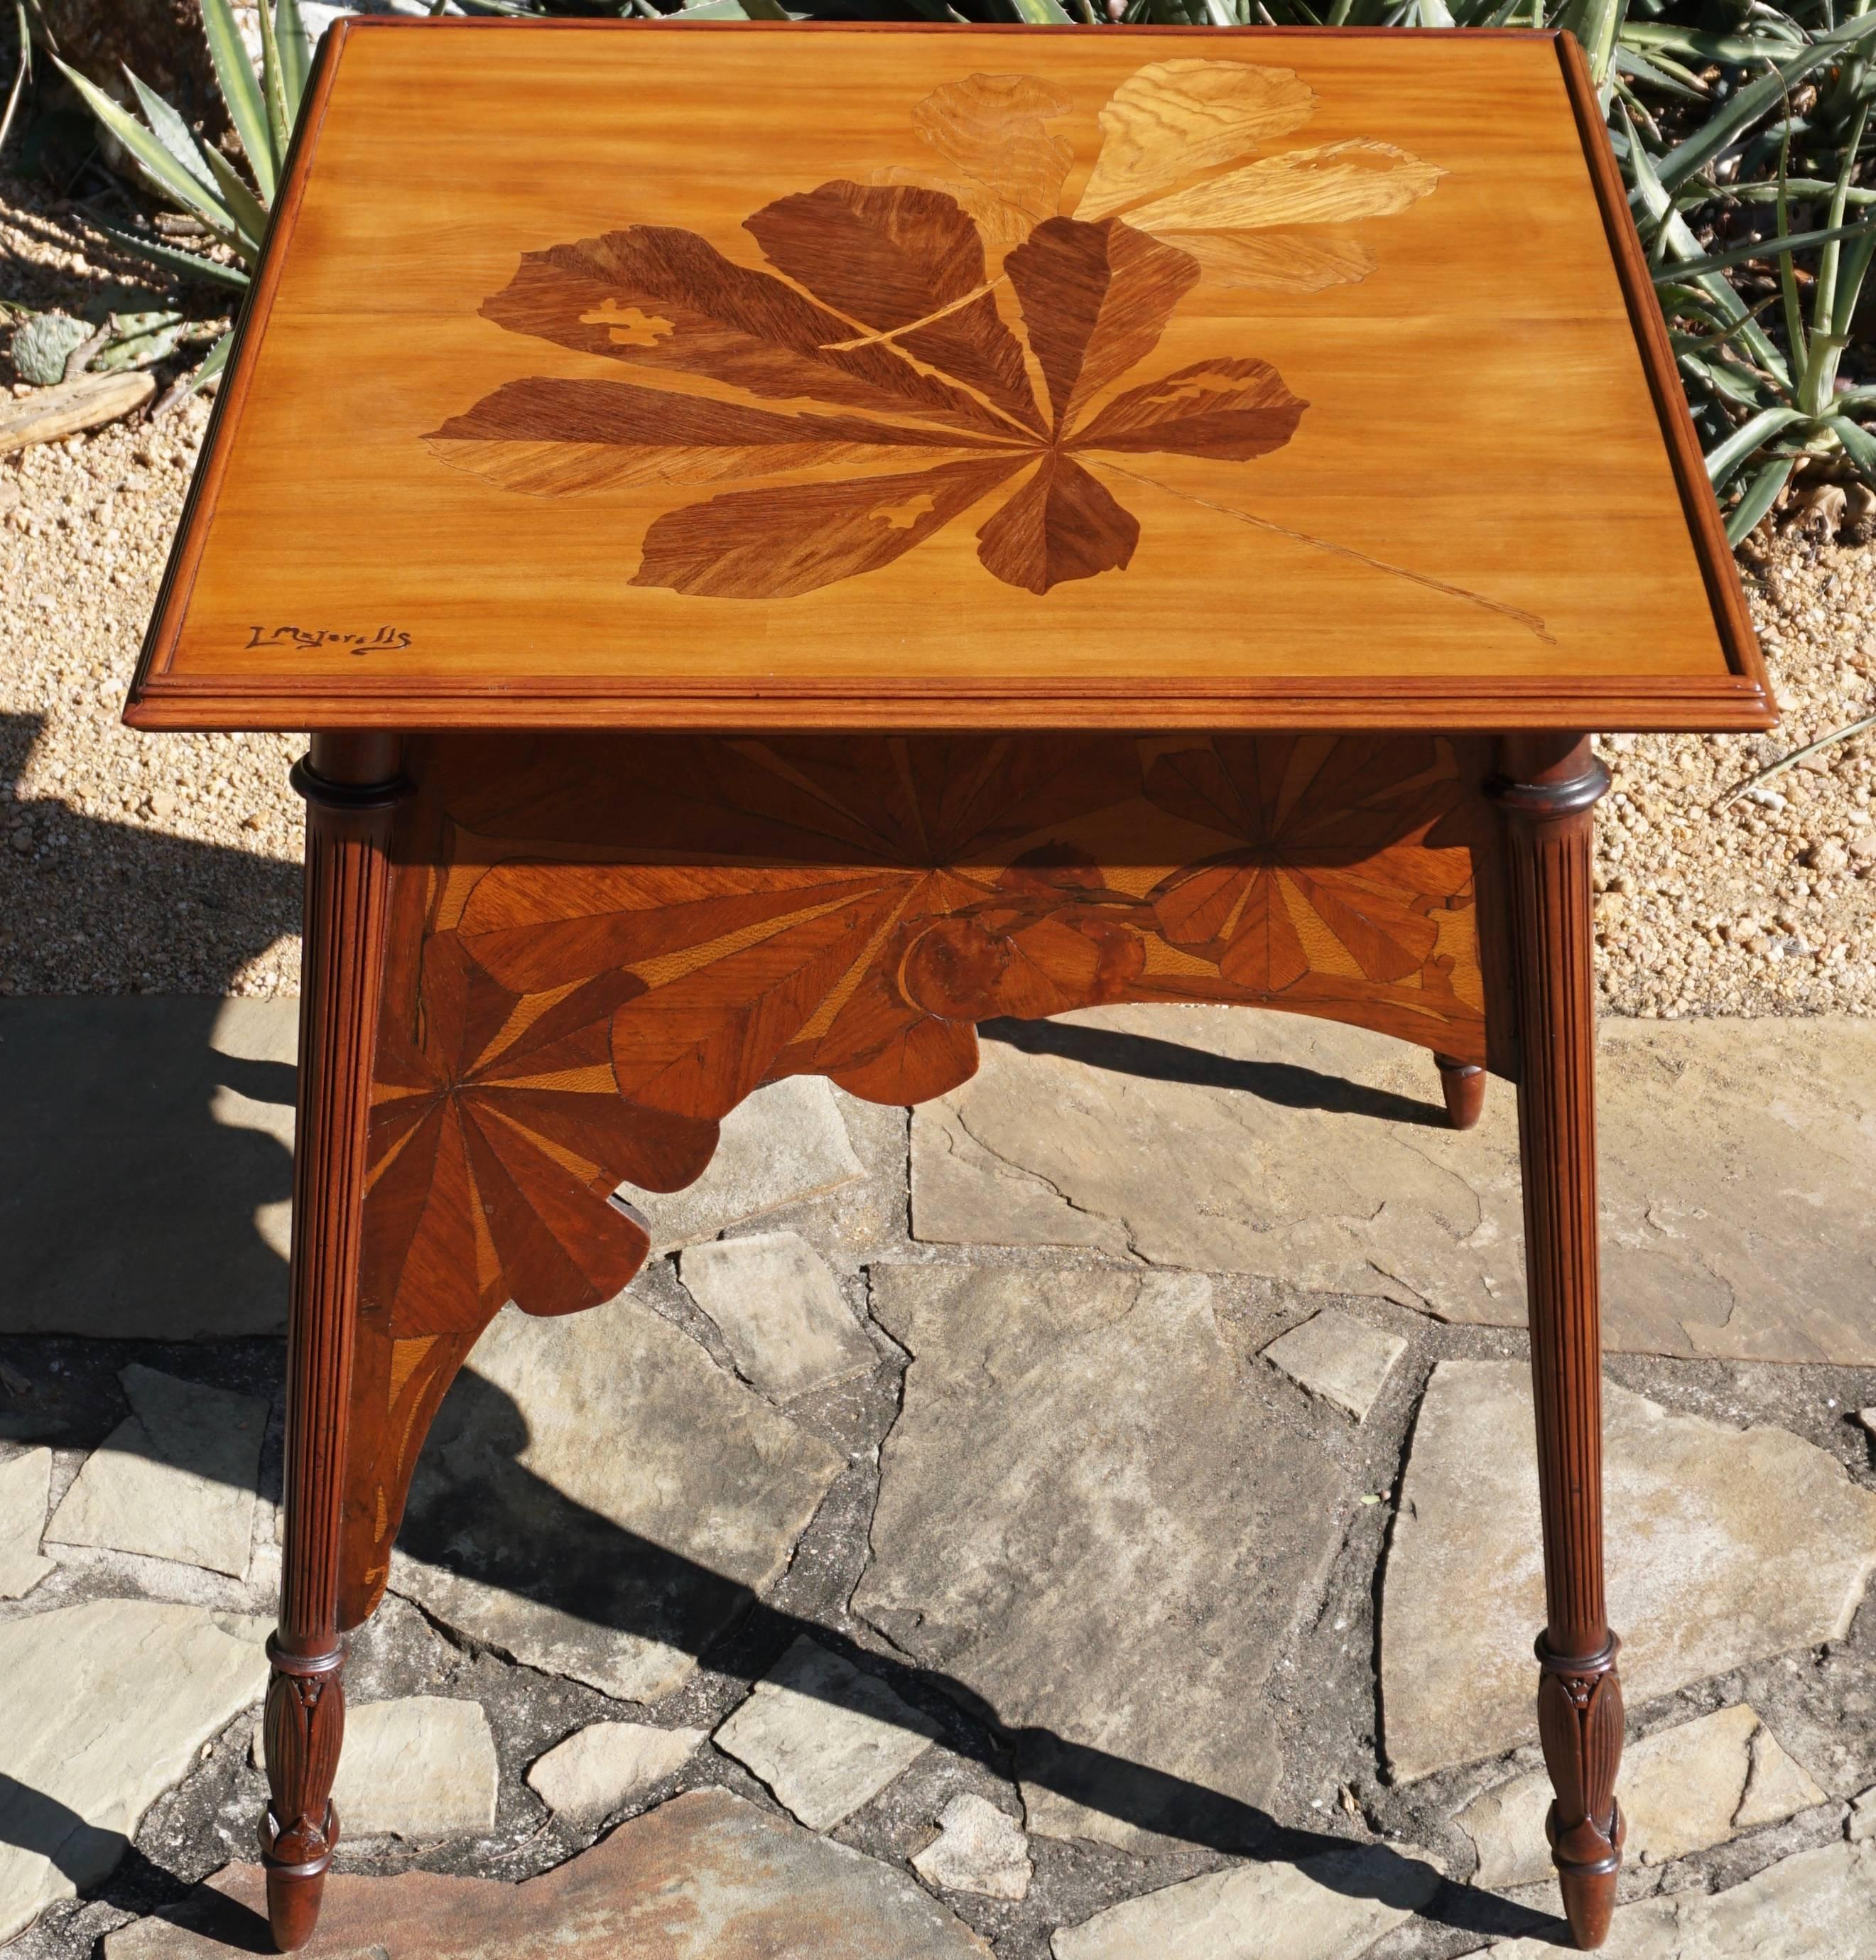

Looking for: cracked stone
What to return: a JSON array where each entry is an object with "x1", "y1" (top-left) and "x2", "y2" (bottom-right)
[
  {"x1": 617, "y1": 1076, "x2": 865, "y2": 1253},
  {"x1": 0, "y1": 1446, "x2": 54, "y2": 1598},
  {"x1": 254, "y1": 1696, "x2": 497, "y2": 1839},
  {"x1": 712, "y1": 1636, "x2": 943, "y2": 1830},
  {"x1": 0, "y1": 1599, "x2": 269, "y2": 1943},
  {"x1": 1262, "y1": 1309, "x2": 1406, "y2": 1422},
  {"x1": 676, "y1": 1231, "x2": 878, "y2": 1402},
  {"x1": 525, "y1": 1720, "x2": 707, "y2": 1825},
  {"x1": 912, "y1": 1009, "x2": 1876, "y2": 1363},
  {"x1": 1050, "y1": 1842, "x2": 1444, "y2": 1959},
  {"x1": 391, "y1": 1296, "x2": 844, "y2": 1703},
  {"x1": 853, "y1": 1265, "x2": 1346, "y2": 1852},
  {"x1": 911, "y1": 1792, "x2": 1034, "y2": 1901},
  {"x1": 1490, "y1": 1838, "x2": 1876, "y2": 1957},
  {"x1": 104, "y1": 1787, "x2": 993, "y2": 1960},
  {"x1": 1458, "y1": 1703, "x2": 1826, "y2": 1888},
  {"x1": 44, "y1": 1365, "x2": 266, "y2": 1579},
  {"x1": 1382, "y1": 1360, "x2": 1876, "y2": 1780}
]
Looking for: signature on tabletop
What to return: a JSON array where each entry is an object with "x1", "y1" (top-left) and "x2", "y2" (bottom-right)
[{"x1": 244, "y1": 624, "x2": 412, "y2": 654}]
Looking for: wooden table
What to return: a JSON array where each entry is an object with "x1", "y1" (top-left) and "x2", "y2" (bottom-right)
[{"x1": 127, "y1": 17, "x2": 1772, "y2": 1951}]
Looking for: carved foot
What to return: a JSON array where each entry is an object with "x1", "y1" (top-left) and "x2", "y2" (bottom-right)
[
  {"x1": 1537, "y1": 1633, "x2": 1625, "y2": 1950},
  {"x1": 258, "y1": 1639, "x2": 345, "y2": 1951},
  {"x1": 1435, "y1": 1053, "x2": 1485, "y2": 1129}
]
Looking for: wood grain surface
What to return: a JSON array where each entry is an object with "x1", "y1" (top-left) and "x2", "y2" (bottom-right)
[
  {"x1": 333, "y1": 727, "x2": 1503, "y2": 1621},
  {"x1": 126, "y1": 20, "x2": 1770, "y2": 732}
]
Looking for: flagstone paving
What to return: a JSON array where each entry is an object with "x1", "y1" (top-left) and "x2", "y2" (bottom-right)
[
  {"x1": 524, "y1": 1720, "x2": 707, "y2": 1826},
  {"x1": 1457, "y1": 1704, "x2": 1826, "y2": 1888},
  {"x1": 102, "y1": 1790, "x2": 995, "y2": 1960},
  {"x1": 2, "y1": 996, "x2": 1875, "y2": 1960},
  {"x1": 389, "y1": 1292, "x2": 847, "y2": 1704},
  {"x1": 1382, "y1": 1359, "x2": 1876, "y2": 1780},
  {"x1": 914, "y1": 1008, "x2": 1876, "y2": 1365},
  {"x1": 0, "y1": 1448, "x2": 53, "y2": 1599},
  {"x1": 252, "y1": 1697, "x2": 499, "y2": 1841},
  {"x1": 45, "y1": 1368, "x2": 265, "y2": 1581},
  {"x1": 856, "y1": 1263, "x2": 1347, "y2": 1853}
]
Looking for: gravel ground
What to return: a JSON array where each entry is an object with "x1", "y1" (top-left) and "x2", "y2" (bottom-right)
[{"x1": 1, "y1": 176, "x2": 1872, "y2": 1009}]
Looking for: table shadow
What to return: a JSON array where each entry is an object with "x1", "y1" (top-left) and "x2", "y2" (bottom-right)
[
  {"x1": 979, "y1": 1015, "x2": 1451, "y2": 1127},
  {"x1": 0, "y1": 713, "x2": 300, "y2": 1346},
  {"x1": 386, "y1": 1367, "x2": 1559, "y2": 1948}
]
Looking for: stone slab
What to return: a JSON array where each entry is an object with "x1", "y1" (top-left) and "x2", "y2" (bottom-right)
[
  {"x1": 525, "y1": 1721, "x2": 706, "y2": 1825},
  {"x1": 0, "y1": 997, "x2": 295, "y2": 1338},
  {"x1": 1262, "y1": 1310, "x2": 1407, "y2": 1423},
  {"x1": 104, "y1": 1787, "x2": 993, "y2": 1960},
  {"x1": 254, "y1": 1696, "x2": 497, "y2": 1839},
  {"x1": 0, "y1": 1446, "x2": 54, "y2": 1598},
  {"x1": 0, "y1": 1598, "x2": 269, "y2": 1943},
  {"x1": 854, "y1": 1265, "x2": 1347, "y2": 1853},
  {"x1": 1051, "y1": 1843, "x2": 1444, "y2": 1960},
  {"x1": 1489, "y1": 1839, "x2": 1876, "y2": 1958},
  {"x1": 1459, "y1": 1704, "x2": 1826, "y2": 1888},
  {"x1": 677, "y1": 1232, "x2": 878, "y2": 1402},
  {"x1": 911, "y1": 1792, "x2": 1033, "y2": 1901},
  {"x1": 712, "y1": 1636, "x2": 942, "y2": 1830},
  {"x1": 617, "y1": 1076, "x2": 864, "y2": 1254},
  {"x1": 1382, "y1": 1360, "x2": 1876, "y2": 1780},
  {"x1": 45, "y1": 1365, "x2": 266, "y2": 1579},
  {"x1": 912, "y1": 1009, "x2": 1876, "y2": 1363},
  {"x1": 392, "y1": 1296, "x2": 844, "y2": 1704}
]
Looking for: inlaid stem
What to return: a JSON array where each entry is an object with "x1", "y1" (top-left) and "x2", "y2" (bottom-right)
[{"x1": 1491, "y1": 733, "x2": 1623, "y2": 1951}]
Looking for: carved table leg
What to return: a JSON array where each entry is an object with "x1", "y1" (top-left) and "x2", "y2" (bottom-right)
[
  {"x1": 1491, "y1": 735, "x2": 1623, "y2": 1951},
  {"x1": 1434, "y1": 1053, "x2": 1485, "y2": 1130},
  {"x1": 261, "y1": 734, "x2": 406, "y2": 1951}
]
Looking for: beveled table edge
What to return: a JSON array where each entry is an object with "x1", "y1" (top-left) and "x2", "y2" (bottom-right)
[{"x1": 124, "y1": 18, "x2": 1775, "y2": 739}]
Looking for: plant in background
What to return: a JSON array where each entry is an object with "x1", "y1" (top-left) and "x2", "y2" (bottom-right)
[
  {"x1": 53, "y1": 0, "x2": 314, "y2": 399},
  {"x1": 42, "y1": 0, "x2": 1876, "y2": 543}
]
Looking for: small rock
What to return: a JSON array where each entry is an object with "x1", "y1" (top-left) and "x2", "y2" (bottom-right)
[
  {"x1": 1459, "y1": 1704, "x2": 1824, "y2": 1887},
  {"x1": 44, "y1": 1364, "x2": 266, "y2": 1578},
  {"x1": 1850, "y1": 1788, "x2": 1876, "y2": 1843},
  {"x1": 1262, "y1": 1309, "x2": 1406, "y2": 1422},
  {"x1": 1857, "y1": 1408, "x2": 1876, "y2": 1439},
  {"x1": 1804, "y1": 838, "x2": 1851, "y2": 874},
  {"x1": 678, "y1": 1231, "x2": 878, "y2": 1401},
  {"x1": 525, "y1": 1721, "x2": 707, "y2": 1825},
  {"x1": 1051, "y1": 1841, "x2": 1443, "y2": 1959},
  {"x1": 911, "y1": 1793, "x2": 1033, "y2": 1901},
  {"x1": 254, "y1": 1696, "x2": 496, "y2": 1839},
  {"x1": 712, "y1": 1637, "x2": 943, "y2": 1831},
  {"x1": 0, "y1": 1446, "x2": 55, "y2": 1597},
  {"x1": 617, "y1": 1076, "x2": 864, "y2": 1252}
]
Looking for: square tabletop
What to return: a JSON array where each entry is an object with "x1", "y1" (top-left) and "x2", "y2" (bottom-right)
[{"x1": 126, "y1": 18, "x2": 1772, "y2": 734}]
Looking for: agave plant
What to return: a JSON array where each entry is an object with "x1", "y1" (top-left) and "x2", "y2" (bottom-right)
[{"x1": 55, "y1": 0, "x2": 315, "y2": 395}]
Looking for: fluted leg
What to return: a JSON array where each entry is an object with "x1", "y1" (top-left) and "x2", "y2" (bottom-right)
[
  {"x1": 261, "y1": 733, "x2": 406, "y2": 1952},
  {"x1": 1491, "y1": 735, "x2": 1623, "y2": 1950},
  {"x1": 1434, "y1": 1054, "x2": 1485, "y2": 1130}
]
